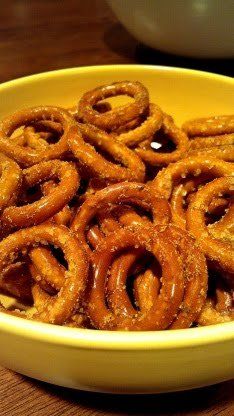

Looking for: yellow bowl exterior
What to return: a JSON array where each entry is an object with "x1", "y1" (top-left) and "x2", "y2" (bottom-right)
[{"x1": 0, "y1": 65, "x2": 233, "y2": 393}]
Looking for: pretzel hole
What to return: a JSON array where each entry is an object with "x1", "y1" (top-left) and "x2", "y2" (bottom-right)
[
  {"x1": 16, "y1": 184, "x2": 43, "y2": 206},
  {"x1": 49, "y1": 245, "x2": 68, "y2": 270},
  {"x1": 150, "y1": 128, "x2": 177, "y2": 153}
]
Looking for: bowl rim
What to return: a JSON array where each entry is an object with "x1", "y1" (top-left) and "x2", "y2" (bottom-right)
[
  {"x1": 0, "y1": 313, "x2": 234, "y2": 350},
  {"x1": 0, "y1": 64, "x2": 233, "y2": 91},
  {"x1": 0, "y1": 64, "x2": 233, "y2": 351}
]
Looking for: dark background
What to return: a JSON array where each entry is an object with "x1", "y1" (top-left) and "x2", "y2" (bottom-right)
[{"x1": 0, "y1": 0, "x2": 233, "y2": 84}]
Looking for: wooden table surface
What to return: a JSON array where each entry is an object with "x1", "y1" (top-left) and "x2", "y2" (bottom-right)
[{"x1": 0, "y1": 1, "x2": 233, "y2": 415}]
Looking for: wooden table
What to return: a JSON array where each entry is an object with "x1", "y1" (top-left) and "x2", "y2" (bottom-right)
[{"x1": 0, "y1": 1, "x2": 233, "y2": 415}]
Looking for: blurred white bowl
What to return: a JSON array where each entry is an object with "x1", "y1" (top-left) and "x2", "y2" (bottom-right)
[{"x1": 107, "y1": 0, "x2": 234, "y2": 58}]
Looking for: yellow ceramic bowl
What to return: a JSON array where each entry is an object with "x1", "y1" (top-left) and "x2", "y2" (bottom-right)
[{"x1": 0, "y1": 65, "x2": 233, "y2": 394}]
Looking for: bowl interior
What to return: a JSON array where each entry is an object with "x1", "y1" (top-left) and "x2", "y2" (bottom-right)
[
  {"x1": 0, "y1": 65, "x2": 233, "y2": 124},
  {"x1": 0, "y1": 65, "x2": 233, "y2": 347}
]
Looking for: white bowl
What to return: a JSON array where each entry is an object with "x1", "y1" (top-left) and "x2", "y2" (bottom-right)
[
  {"x1": 0, "y1": 65, "x2": 233, "y2": 394},
  {"x1": 107, "y1": 0, "x2": 234, "y2": 58}
]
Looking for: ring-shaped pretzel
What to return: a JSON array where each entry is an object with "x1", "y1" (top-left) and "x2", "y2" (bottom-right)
[
  {"x1": 88, "y1": 226, "x2": 185, "y2": 330},
  {"x1": 0, "y1": 223, "x2": 89, "y2": 324},
  {"x1": 1, "y1": 160, "x2": 79, "y2": 228},
  {"x1": 187, "y1": 145, "x2": 234, "y2": 162},
  {"x1": 182, "y1": 115, "x2": 234, "y2": 137},
  {"x1": 189, "y1": 133, "x2": 234, "y2": 149},
  {"x1": 116, "y1": 103, "x2": 163, "y2": 146},
  {"x1": 71, "y1": 182, "x2": 171, "y2": 255},
  {"x1": 106, "y1": 225, "x2": 208, "y2": 329},
  {"x1": 0, "y1": 106, "x2": 75, "y2": 166},
  {"x1": 187, "y1": 177, "x2": 234, "y2": 273},
  {"x1": 151, "y1": 156, "x2": 233, "y2": 199},
  {"x1": 135, "y1": 114, "x2": 189, "y2": 166},
  {"x1": 0, "y1": 153, "x2": 22, "y2": 211},
  {"x1": 68, "y1": 123, "x2": 145, "y2": 182},
  {"x1": 78, "y1": 81, "x2": 149, "y2": 130}
]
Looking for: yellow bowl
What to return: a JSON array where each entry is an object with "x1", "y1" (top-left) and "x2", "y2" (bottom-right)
[{"x1": 0, "y1": 65, "x2": 233, "y2": 394}]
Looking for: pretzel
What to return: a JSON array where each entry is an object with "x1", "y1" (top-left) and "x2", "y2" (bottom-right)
[
  {"x1": 1, "y1": 160, "x2": 79, "y2": 228},
  {"x1": 187, "y1": 177, "x2": 234, "y2": 273},
  {"x1": 71, "y1": 181, "x2": 171, "y2": 255},
  {"x1": 105, "y1": 225, "x2": 208, "y2": 329},
  {"x1": 182, "y1": 115, "x2": 234, "y2": 137},
  {"x1": 68, "y1": 123, "x2": 145, "y2": 182},
  {"x1": 0, "y1": 224, "x2": 89, "y2": 324},
  {"x1": 0, "y1": 153, "x2": 22, "y2": 211},
  {"x1": 88, "y1": 226, "x2": 185, "y2": 330},
  {"x1": 135, "y1": 114, "x2": 189, "y2": 166},
  {"x1": 78, "y1": 81, "x2": 149, "y2": 130},
  {"x1": 151, "y1": 156, "x2": 233, "y2": 198},
  {"x1": 116, "y1": 103, "x2": 163, "y2": 146},
  {"x1": 0, "y1": 106, "x2": 75, "y2": 166}
]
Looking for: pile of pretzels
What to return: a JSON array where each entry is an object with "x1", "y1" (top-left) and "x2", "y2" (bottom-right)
[{"x1": 0, "y1": 80, "x2": 233, "y2": 330}]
